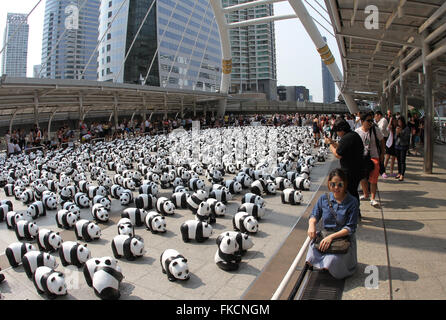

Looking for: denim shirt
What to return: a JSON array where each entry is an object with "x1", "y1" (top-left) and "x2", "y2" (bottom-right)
[{"x1": 310, "y1": 192, "x2": 359, "y2": 235}]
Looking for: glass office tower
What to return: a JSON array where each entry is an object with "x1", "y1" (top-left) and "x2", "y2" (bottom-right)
[
  {"x1": 1, "y1": 13, "x2": 29, "y2": 77},
  {"x1": 322, "y1": 36, "x2": 336, "y2": 103},
  {"x1": 40, "y1": 0, "x2": 100, "y2": 80},
  {"x1": 98, "y1": 0, "x2": 222, "y2": 91}
]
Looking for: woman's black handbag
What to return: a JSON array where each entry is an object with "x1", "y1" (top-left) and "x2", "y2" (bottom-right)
[
  {"x1": 363, "y1": 152, "x2": 375, "y2": 178},
  {"x1": 313, "y1": 194, "x2": 351, "y2": 254}
]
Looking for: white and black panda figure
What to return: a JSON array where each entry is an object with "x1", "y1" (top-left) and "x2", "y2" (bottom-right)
[
  {"x1": 55, "y1": 209, "x2": 79, "y2": 229},
  {"x1": 206, "y1": 198, "x2": 226, "y2": 224},
  {"x1": 135, "y1": 194, "x2": 157, "y2": 210},
  {"x1": 0, "y1": 199, "x2": 13, "y2": 212},
  {"x1": 75, "y1": 219, "x2": 101, "y2": 242},
  {"x1": 20, "y1": 189, "x2": 35, "y2": 205},
  {"x1": 209, "y1": 189, "x2": 232, "y2": 204},
  {"x1": 58, "y1": 241, "x2": 91, "y2": 268},
  {"x1": 122, "y1": 178, "x2": 136, "y2": 190},
  {"x1": 110, "y1": 184, "x2": 124, "y2": 199},
  {"x1": 62, "y1": 202, "x2": 81, "y2": 219},
  {"x1": 241, "y1": 193, "x2": 265, "y2": 208},
  {"x1": 170, "y1": 192, "x2": 189, "y2": 209},
  {"x1": 139, "y1": 183, "x2": 158, "y2": 197},
  {"x1": 156, "y1": 197, "x2": 175, "y2": 216},
  {"x1": 15, "y1": 220, "x2": 39, "y2": 241},
  {"x1": 186, "y1": 190, "x2": 208, "y2": 213},
  {"x1": 32, "y1": 266, "x2": 67, "y2": 299},
  {"x1": 121, "y1": 208, "x2": 147, "y2": 227},
  {"x1": 119, "y1": 190, "x2": 134, "y2": 206},
  {"x1": 74, "y1": 192, "x2": 90, "y2": 208},
  {"x1": 160, "y1": 249, "x2": 190, "y2": 281},
  {"x1": 91, "y1": 203, "x2": 110, "y2": 223},
  {"x1": 216, "y1": 231, "x2": 254, "y2": 256},
  {"x1": 6, "y1": 211, "x2": 32, "y2": 229},
  {"x1": 238, "y1": 203, "x2": 266, "y2": 221},
  {"x1": 111, "y1": 235, "x2": 145, "y2": 261},
  {"x1": 159, "y1": 172, "x2": 171, "y2": 189},
  {"x1": 195, "y1": 201, "x2": 211, "y2": 223},
  {"x1": 4, "y1": 184, "x2": 14, "y2": 197},
  {"x1": 83, "y1": 256, "x2": 122, "y2": 287},
  {"x1": 214, "y1": 235, "x2": 241, "y2": 271},
  {"x1": 42, "y1": 193, "x2": 58, "y2": 211},
  {"x1": 281, "y1": 188, "x2": 304, "y2": 205},
  {"x1": 59, "y1": 186, "x2": 76, "y2": 202},
  {"x1": 37, "y1": 228, "x2": 62, "y2": 252},
  {"x1": 92, "y1": 195, "x2": 111, "y2": 211},
  {"x1": 0, "y1": 204, "x2": 10, "y2": 223},
  {"x1": 224, "y1": 180, "x2": 243, "y2": 194},
  {"x1": 180, "y1": 220, "x2": 213, "y2": 243},
  {"x1": 26, "y1": 201, "x2": 46, "y2": 219},
  {"x1": 275, "y1": 177, "x2": 293, "y2": 191},
  {"x1": 188, "y1": 178, "x2": 205, "y2": 191},
  {"x1": 117, "y1": 218, "x2": 135, "y2": 236},
  {"x1": 145, "y1": 211, "x2": 167, "y2": 234},
  {"x1": 77, "y1": 180, "x2": 91, "y2": 194},
  {"x1": 232, "y1": 212, "x2": 259, "y2": 234},
  {"x1": 22, "y1": 251, "x2": 58, "y2": 279},
  {"x1": 250, "y1": 179, "x2": 276, "y2": 196},
  {"x1": 293, "y1": 177, "x2": 311, "y2": 191},
  {"x1": 235, "y1": 174, "x2": 253, "y2": 188},
  {"x1": 92, "y1": 261, "x2": 124, "y2": 300},
  {"x1": 5, "y1": 242, "x2": 37, "y2": 268}
]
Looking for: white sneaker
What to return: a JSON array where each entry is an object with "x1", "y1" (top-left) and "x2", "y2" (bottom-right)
[
  {"x1": 359, "y1": 195, "x2": 369, "y2": 201},
  {"x1": 370, "y1": 199, "x2": 380, "y2": 207}
]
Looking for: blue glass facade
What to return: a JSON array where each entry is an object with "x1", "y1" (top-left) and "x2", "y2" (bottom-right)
[
  {"x1": 41, "y1": 0, "x2": 100, "y2": 80},
  {"x1": 1, "y1": 13, "x2": 29, "y2": 77}
]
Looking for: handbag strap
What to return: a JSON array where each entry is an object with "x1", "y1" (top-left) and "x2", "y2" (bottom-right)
[
  {"x1": 371, "y1": 125, "x2": 382, "y2": 157},
  {"x1": 325, "y1": 193, "x2": 338, "y2": 223}
]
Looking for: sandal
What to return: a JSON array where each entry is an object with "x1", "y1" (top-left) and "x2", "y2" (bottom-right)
[
  {"x1": 399, "y1": 176, "x2": 404, "y2": 181},
  {"x1": 395, "y1": 174, "x2": 401, "y2": 179}
]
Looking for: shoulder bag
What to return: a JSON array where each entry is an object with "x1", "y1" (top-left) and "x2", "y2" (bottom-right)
[
  {"x1": 371, "y1": 125, "x2": 385, "y2": 174},
  {"x1": 313, "y1": 194, "x2": 351, "y2": 254}
]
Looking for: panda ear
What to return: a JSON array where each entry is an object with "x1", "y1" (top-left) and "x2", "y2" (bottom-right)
[
  {"x1": 56, "y1": 232, "x2": 60, "y2": 235},
  {"x1": 84, "y1": 244, "x2": 87, "y2": 247},
  {"x1": 182, "y1": 258, "x2": 187, "y2": 263}
]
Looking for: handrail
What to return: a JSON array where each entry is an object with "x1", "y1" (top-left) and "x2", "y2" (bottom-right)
[{"x1": 271, "y1": 236, "x2": 311, "y2": 300}]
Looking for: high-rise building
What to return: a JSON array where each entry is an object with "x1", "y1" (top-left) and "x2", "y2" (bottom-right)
[
  {"x1": 33, "y1": 64, "x2": 42, "y2": 78},
  {"x1": 222, "y1": 0, "x2": 277, "y2": 100},
  {"x1": 277, "y1": 85, "x2": 309, "y2": 102},
  {"x1": 40, "y1": 0, "x2": 100, "y2": 80},
  {"x1": 1, "y1": 13, "x2": 29, "y2": 77},
  {"x1": 322, "y1": 36, "x2": 335, "y2": 103},
  {"x1": 98, "y1": 0, "x2": 222, "y2": 92}
]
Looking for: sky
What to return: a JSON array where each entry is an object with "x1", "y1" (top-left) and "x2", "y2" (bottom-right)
[{"x1": 0, "y1": 0, "x2": 341, "y2": 103}]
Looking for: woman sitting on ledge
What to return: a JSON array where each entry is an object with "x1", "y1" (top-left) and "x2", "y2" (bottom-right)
[{"x1": 306, "y1": 168, "x2": 359, "y2": 279}]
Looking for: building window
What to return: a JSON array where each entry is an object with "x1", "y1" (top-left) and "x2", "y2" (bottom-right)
[
  {"x1": 108, "y1": 11, "x2": 112, "y2": 18},
  {"x1": 106, "y1": 56, "x2": 111, "y2": 63},
  {"x1": 108, "y1": 1, "x2": 112, "y2": 7},
  {"x1": 107, "y1": 33, "x2": 111, "y2": 40}
]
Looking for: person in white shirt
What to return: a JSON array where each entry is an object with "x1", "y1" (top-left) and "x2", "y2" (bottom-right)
[{"x1": 7, "y1": 140, "x2": 15, "y2": 157}]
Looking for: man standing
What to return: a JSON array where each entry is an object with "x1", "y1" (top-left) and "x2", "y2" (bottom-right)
[
  {"x1": 374, "y1": 111, "x2": 389, "y2": 177},
  {"x1": 356, "y1": 112, "x2": 385, "y2": 208},
  {"x1": 325, "y1": 118, "x2": 364, "y2": 215}
]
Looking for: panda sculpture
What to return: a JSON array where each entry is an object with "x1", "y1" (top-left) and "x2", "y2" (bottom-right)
[
  {"x1": 42, "y1": 193, "x2": 58, "y2": 210},
  {"x1": 91, "y1": 203, "x2": 109, "y2": 223},
  {"x1": 135, "y1": 194, "x2": 157, "y2": 210},
  {"x1": 195, "y1": 201, "x2": 211, "y2": 223},
  {"x1": 170, "y1": 192, "x2": 189, "y2": 209},
  {"x1": 117, "y1": 218, "x2": 134, "y2": 237},
  {"x1": 5, "y1": 242, "x2": 37, "y2": 268},
  {"x1": 59, "y1": 186, "x2": 76, "y2": 202},
  {"x1": 188, "y1": 178, "x2": 205, "y2": 191},
  {"x1": 0, "y1": 199, "x2": 13, "y2": 211},
  {"x1": 92, "y1": 259, "x2": 124, "y2": 300},
  {"x1": 209, "y1": 189, "x2": 232, "y2": 204},
  {"x1": 250, "y1": 179, "x2": 276, "y2": 196},
  {"x1": 110, "y1": 184, "x2": 124, "y2": 199},
  {"x1": 205, "y1": 198, "x2": 226, "y2": 224},
  {"x1": 6, "y1": 211, "x2": 32, "y2": 229},
  {"x1": 144, "y1": 211, "x2": 167, "y2": 234},
  {"x1": 156, "y1": 197, "x2": 175, "y2": 216},
  {"x1": 111, "y1": 235, "x2": 145, "y2": 261},
  {"x1": 27, "y1": 201, "x2": 46, "y2": 219},
  {"x1": 37, "y1": 228, "x2": 62, "y2": 252},
  {"x1": 238, "y1": 203, "x2": 266, "y2": 220},
  {"x1": 58, "y1": 241, "x2": 91, "y2": 268},
  {"x1": 160, "y1": 249, "x2": 190, "y2": 281},
  {"x1": 214, "y1": 235, "x2": 241, "y2": 271},
  {"x1": 74, "y1": 192, "x2": 90, "y2": 208},
  {"x1": 139, "y1": 183, "x2": 158, "y2": 197},
  {"x1": 275, "y1": 177, "x2": 293, "y2": 191},
  {"x1": 224, "y1": 180, "x2": 243, "y2": 194},
  {"x1": 32, "y1": 266, "x2": 67, "y2": 299},
  {"x1": 93, "y1": 195, "x2": 111, "y2": 211},
  {"x1": 241, "y1": 193, "x2": 265, "y2": 207},
  {"x1": 121, "y1": 208, "x2": 147, "y2": 227},
  {"x1": 15, "y1": 220, "x2": 39, "y2": 241},
  {"x1": 186, "y1": 190, "x2": 208, "y2": 213},
  {"x1": 83, "y1": 256, "x2": 122, "y2": 288},
  {"x1": 20, "y1": 189, "x2": 35, "y2": 205},
  {"x1": 232, "y1": 212, "x2": 259, "y2": 234},
  {"x1": 281, "y1": 188, "x2": 304, "y2": 205},
  {"x1": 216, "y1": 231, "x2": 254, "y2": 256},
  {"x1": 62, "y1": 202, "x2": 81, "y2": 218},
  {"x1": 75, "y1": 219, "x2": 102, "y2": 242},
  {"x1": 180, "y1": 220, "x2": 213, "y2": 243},
  {"x1": 293, "y1": 177, "x2": 311, "y2": 191},
  {"x1": 55, "y1": 209, "x2": 79, "y2": 229},
  {"x1": 22, "y1": 251, "x2": 58, "y2": 279},
  {"x1": 119, "y1": 189, "x2": 134, "y2": 206}
]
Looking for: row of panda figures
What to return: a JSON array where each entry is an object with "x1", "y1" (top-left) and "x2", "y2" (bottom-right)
[{"x1": 0, "y1": 125, "x2": 329, "y2": 299}]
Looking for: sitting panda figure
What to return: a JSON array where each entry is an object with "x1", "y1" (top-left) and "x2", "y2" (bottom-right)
[
  {"x1": 58, "y1": 241, "x2": 91, "y2": 268},
  {"x1": 83, "y1": 256, "x2": 122, "y2": 288},
  {"x1": 0, "y1": 199, "x2": 13, "y2": 211},
  {"x1": 156, "y1": 197, "x2": 175, "y2": 216},
  {"x1": 214, "y1": 235, "x2": 241, "y2": 271},
  {"x1": 92, "y1": 259, "x2": 124, "y2": 300},
  {"x1": 20, "y1": 189, "x2": 35, "y2": 205},
  {"x1": 27, "y1": 201, "x2": 46, "y2": 219},
  {"x1": 145, "y1": 211, "x2": 167, "y2": 234},
  {"x1": 160, "y1": 249, "x2": 190, "y2": 281},
  {"x1": 62, "y1": 202, "x2": 81, "y2": 219},
  {"x1": 110, "y1": 185, "x2": 124, "y2": 199},
  {"x1": 59, "y1": 186, "x2": 76, "y2": 202},
  {"x1": 217, "y1": 231, "x2": 254, "y2": 256},
  {"x1": 224, "y1": 180, "x2": 243, "y2": 194},
  {"x1": 75, "y1": 219, "x2": 101, "y2": 242},
  {"x1": 281, "y1": 188, "x2": 304, "y2": 205},
  {"x1": 180, "y1": 220, "x2": 213, "y2": 243},
  {"x1": 135, "y1": 194, "x2": 157, "y2": 210},
  {"x1": 32, "y1": 266, "x2": 67, "y2": 299},
  {"x1": 37, "y1": 228, "x2": 62, "y2": 252},
  {"x1": 275, "y1": 177, "x2": 293, "y2": 191},
  {"x1": 15, "y1": 220, "x2": 39, "y2": 241},
  {"x1": 250, "y1": 179, "x2": 276, "y2": 196},
  {"x1": 42, "y1": 192, "x2": 58, "y2": 211},
  {"x1": 238, "y1": 203, "x2": 266, "y2": 221},
  {"x1": 22, "y1": 251, "x2": 58, "y2": 279},
  {"x1": 119, "y1": 190, "x2": 134, "y2": 206},
  {"x1": 121, "y1": 208, "x2": 147, "y2": 227},
  {"x1": 170, "y1": 192, "x2": 189, "y2": 209},
  {"x1": 233, "y1": 212, "x2": 259, "y2": 234},
  {"x1": 111, "y1": 235, "x2": 145, "y2": 261},
  {"x1": 293, "y1": 177, "x2": 311, "y2": 191},
  {"x1": 139, "y1": 183, "x2": 158, "y2": 197},
  {"x1": 159, "y1": 172, "x2": 171, "y2": 189},
  {"x1": 235, "y1": 174, "x2": 253, "y2": 188},
  {"x1": 92, "y1": 203, "x2": 109, "y2": 223},
  {"x1": 6, "y1": 211, "x2": 32, "y2": 230},
  {"x1": 188, "y1": 178, "x2": 205, "y2": 191},
  {"x1": 186, "y1": 190, "x2": 208, "y2": 213},
  {"x1": 241, "y1": 193, "x2": 265, "y2": 207},
  {"x1": 55, "y1": 209, "x2": 79, "y2": 229},
  {"x1": 205, "y1": 198, "x2": 226, "y2": 224},
  {"x1": 117, "y1": 218, "x2": 135, "y2": 237},
  {"x1": 5, "y1": 242, "x2": 37, "y2": 268},
  {"x1": 74, "y1": 192, "x2": 90, "y2": 208},
  {"x1": 93, "y1": 195, "x2": 112, "y2": 211},
  {"x1": 195, "y1": 202, "x2": 211, "y2": 223},
  {"x1": 209, "y1": 189, "x2": 232, "y2": 204}
]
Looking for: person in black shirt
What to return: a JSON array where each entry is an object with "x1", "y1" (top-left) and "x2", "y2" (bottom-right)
[{"x1": 325, "y1": 118, "x2": 365, "y2": 216}]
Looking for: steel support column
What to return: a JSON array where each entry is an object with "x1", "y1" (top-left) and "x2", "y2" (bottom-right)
[
  {"x1": 48, "y1": 109, "x2": 58, "y2": 140},
  {"x1": 164, "y1": 94, "x2": 168, "y2": 120},
  {"x1": 422, "y1": 31, "x2": 434, "y2": 174},
  {"x1": 217, "y1": 98, "x2": 227, "y2": 118},
  {"x1": 399, "y1": 60, "x2": 408, "y2": 120},
  {"x1": 9, "y1": 109, "x2": 19, "y2": 133},
  {"x1": 114, "y1": 94, "x2": 119, "y2": 129},
  {"x1": 180, "y1": 96, "x2": 184, "y2": 119},
  {"x1": 34, "y1": 93, "x2": 39, "y2": 128}
]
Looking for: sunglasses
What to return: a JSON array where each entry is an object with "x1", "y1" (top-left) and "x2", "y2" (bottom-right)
[
  {"x1": 366, "y1": 119, "x2": 374, "y2": 123},
  {"x1": 329, "y1": 182, "x2": 344, "y2": 188}
]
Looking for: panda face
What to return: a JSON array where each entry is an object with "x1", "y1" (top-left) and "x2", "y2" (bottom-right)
[
  {"x1": 66, "y1": 204, "x2": 81, "y2": 217},
  {"x1": 78, "y1": 195, "x2": 90, "y2": 208},
  {"x1": 15, "y1": 211, "x2": 33, "y2": 224},
  {"x1": 266, "y1": 183, "x2": 276, "y2": 194},
  {"x1": 130, "y1": 238, "x2": 145, "y2": 256},
  {"x1": 202, "y1": 222, "x2": 213, "y2": 237},
  {"x1": 98, "y1": 197, "x2": 111, "y2": 210},
  {"x1": 88, "y1": 223, "x2": 101, "y2": 239},
  {"x1": 220, "y1": 236, "x2": 239, "y2": 254},
  {"x1": 152, "y1": 216, "x2": 166, "y2": 232},
  {"x1": 120, "y1": 192, "x2": 132, "y2": 205},
  {"x1": 49, "y1": 233, "x2": 62, "y2": 249},
  {"x1": 44, "y1": 196, "x2": 58, "y2": 210},
  {"x1": 198, "y1": 202, "x2": 210, "y2": 215},
  {"x1": 162, "y1": 201, "x2": 175, "y2": 215},
  {"x1": 102, "y1": 177, "x2": 113, "y2": 187},
  {"x1": 214, "y1": 202, "x2": 226, "y2": 216},
  {"x1": 244, "y1": 217, "x2": 259, "y2": 233},
  {"x1": 66, "y1": 212, "x2": 79, "y2": 227},
  {"x1": 195, "y1": 179, "x2": 205, "y2": 190},
  {"x1": 47, "y1": 272, "x2": 67, "y2": 296},
  {"x1": 95, "y1": 207, "x2": 109, "y2": 222},
  {"x1": 77, "y1": 245, "x2": 91, "y2": 264},
  {"x1": 233, "y1": 182, "x2": 242, "y2": 193},
  {"x1": 170, "y1": 258, "x2": 190, "y2": 280},
  {"x1": 172, "y1": 177, "x2": 183, "y2": 187},
  {"x1": 118, "y1": 223, "x2": 134, "y2": 236}
]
